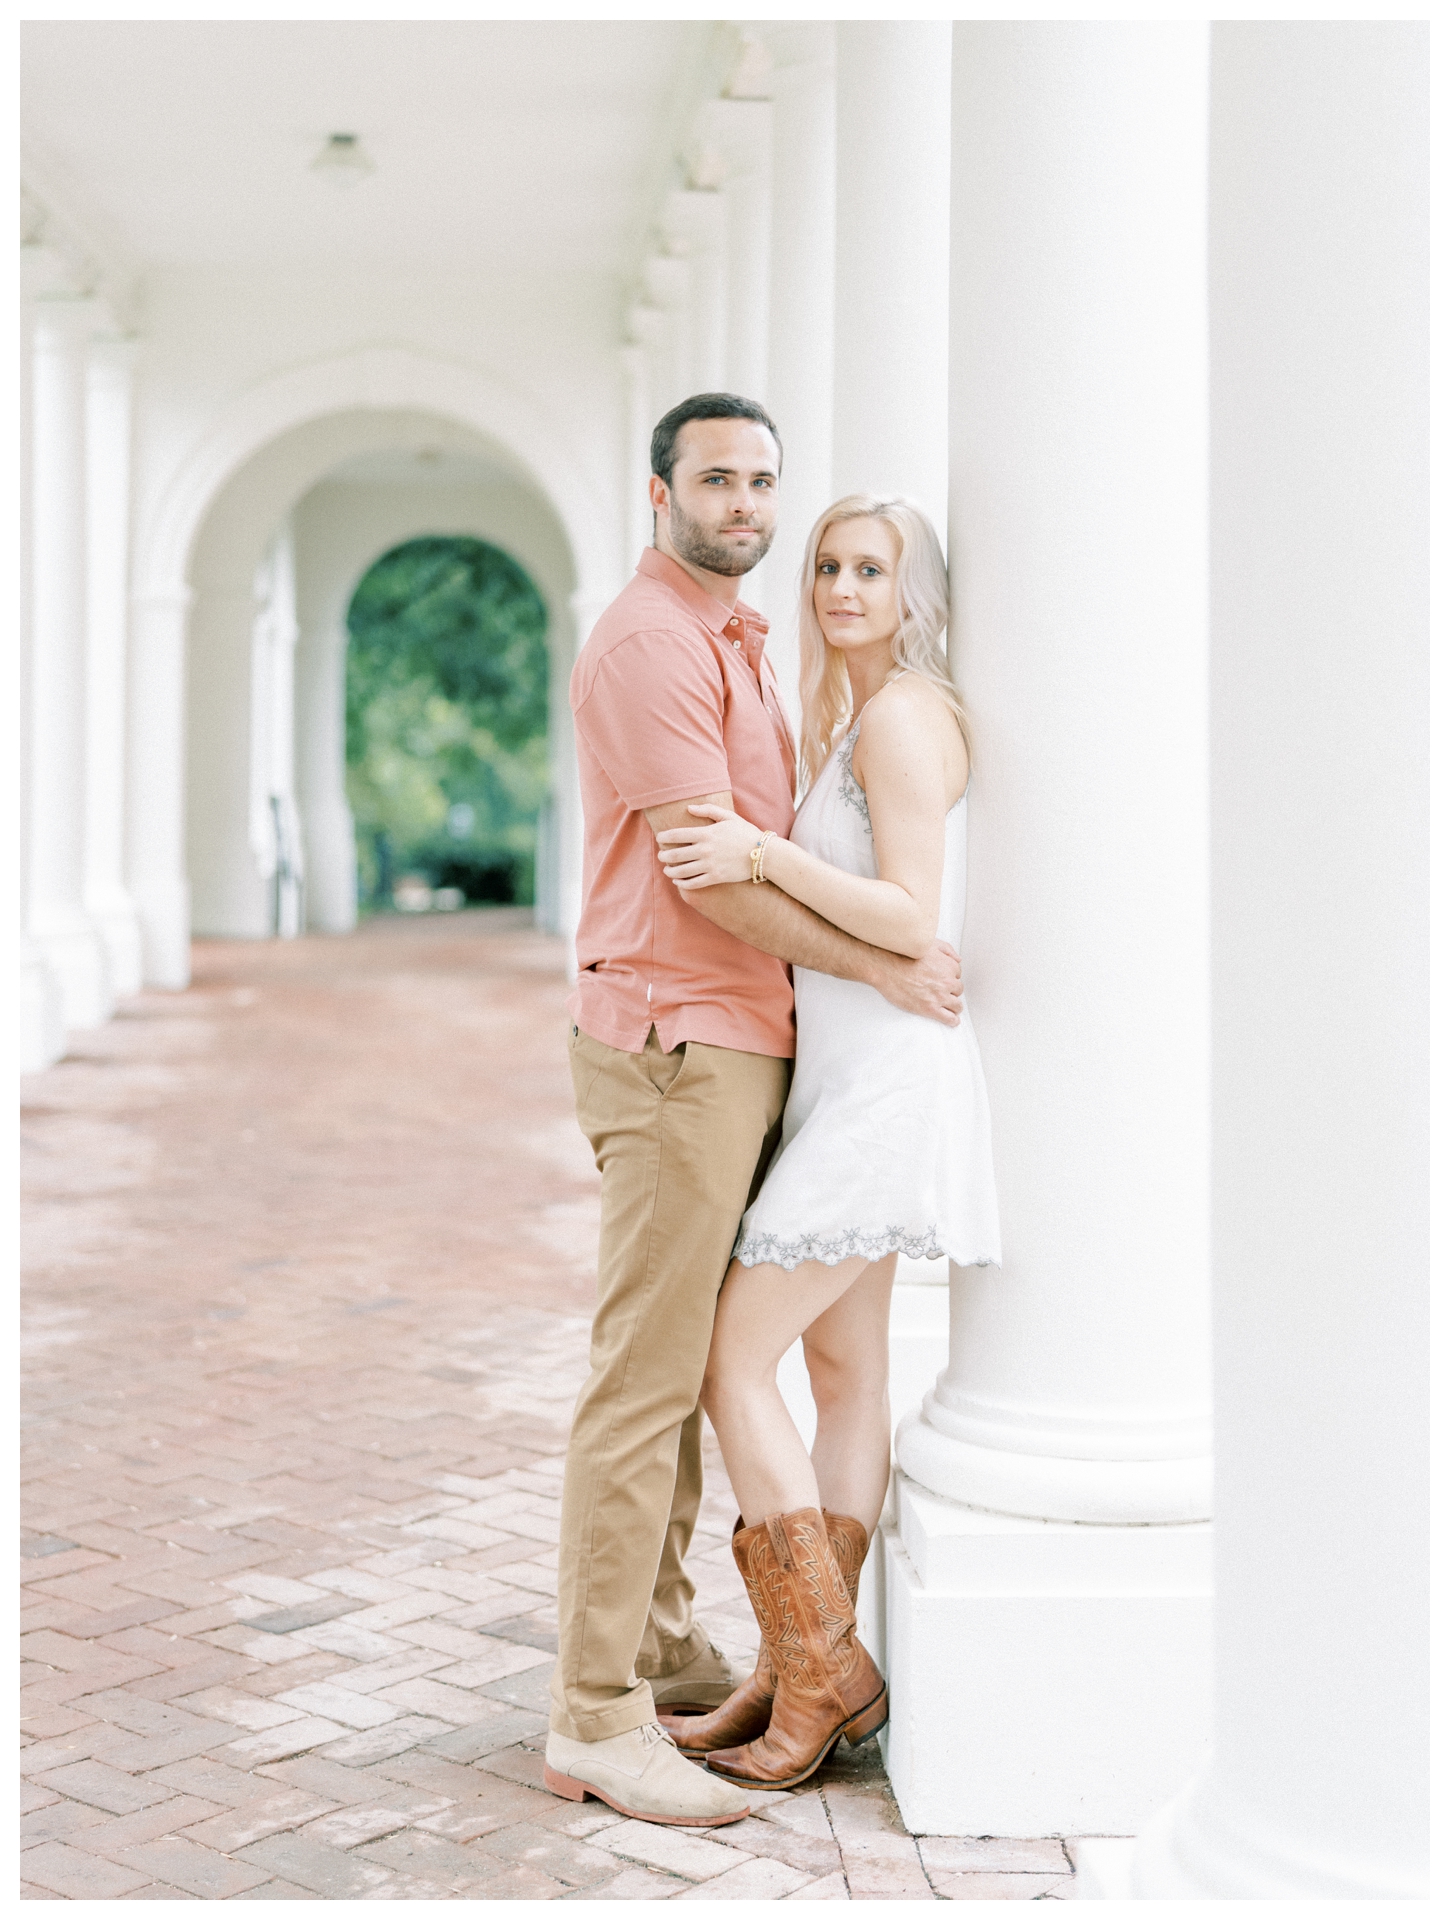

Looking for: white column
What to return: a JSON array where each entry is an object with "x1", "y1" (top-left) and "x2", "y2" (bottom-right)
[
  {"x1": 664, "y1": 187, "x2": 726, "y2": 394},
  {"x1": 18, "y1": 252, "x2": 66, "y2": 1071},
  {"x1": 700, "y1": 95, "x2": 772, "y2": 399},
  {"x1": 557, "y1": 591, "x2": 608, "y2": 966},
  {"x1": 831, "y1": 23, "x2": 952, "y2": 538},
  {"x1": 754, "y1": 21, "x2": 836, "y2": 729},
  {"x1": 887, "y1": 23, "x2": 1214, "y2": 1837},
  {"x1": 643, "y1": 253, "x2": 692, "y2": 413},
  {"x1": 1107, "y1": 23, "x2": 1430, "y2": 1901},
  {"x1": 295, "y1": 607, "x2": 357, "y2": 936},
  {"x1": 28, "y1": 295, "x2": 113, "y2": 1029},
  {"x1": 126, "y1": 588, "x2": 192, "y2": 986},
  {"x1": 84, "y1": 336, "x2": 143, "y2": 994},
  {"x1": 620, "y1": 342, "x2": 655, "y2": 573},
  {"x1": 249, "y1": 530, "x2": 304, "y2": 939}
]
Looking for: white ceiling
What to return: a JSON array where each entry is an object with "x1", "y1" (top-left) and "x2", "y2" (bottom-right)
[{"x1": 20, "y1": 20, "x2": 715, "y2": 276}]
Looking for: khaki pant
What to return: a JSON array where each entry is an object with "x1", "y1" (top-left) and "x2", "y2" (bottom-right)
[{"x1": 550, "y1": 1022, "x2": 789, "y2": 1740}]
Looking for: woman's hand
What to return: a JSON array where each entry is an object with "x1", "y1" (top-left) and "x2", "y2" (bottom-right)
[{"x1": 656, "y1": 805, "x2": 764, "y2": 890}]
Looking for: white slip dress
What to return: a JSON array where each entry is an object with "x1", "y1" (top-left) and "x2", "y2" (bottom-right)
[{"x1": 734, "y1": 701, "x2": 1001, "y2": 1274}]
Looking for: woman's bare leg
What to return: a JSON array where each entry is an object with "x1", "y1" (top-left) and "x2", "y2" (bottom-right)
[
  {"x1": 802, "y1": 1256, "x2": 897, "y2": 1533},
  {"x1": 700, "y1": 1255, "x2": 869, "y2": 1526}
]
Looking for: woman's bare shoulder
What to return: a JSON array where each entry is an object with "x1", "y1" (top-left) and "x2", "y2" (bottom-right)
[
  {"x1": 856, "y1": 675, "x2": 966, "y2": 806},
  {"x1": 857, "y1": 674, "x2": 957, "y2": 753}
]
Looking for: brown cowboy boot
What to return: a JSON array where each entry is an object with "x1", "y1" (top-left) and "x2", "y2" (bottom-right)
[
  {"x1": 706, "y1": 1506, "x2": 887, "y2": 1790},
  {"x1": 659, "y1": 1511, "x2": 869, "y2": 1755}
]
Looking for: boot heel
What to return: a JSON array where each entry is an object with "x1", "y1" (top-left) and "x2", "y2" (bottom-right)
[
  {"x1": 543, "y1": 1763, "x2": 588, "y2": 1802},
  {"x1": 843, "y1": 1688, "x2": 889, "y2": 1746}
]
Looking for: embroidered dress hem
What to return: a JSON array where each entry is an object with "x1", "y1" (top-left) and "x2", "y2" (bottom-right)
[{"x1": 734, "y1": 1224, "x2": 999, "y2": 1273}]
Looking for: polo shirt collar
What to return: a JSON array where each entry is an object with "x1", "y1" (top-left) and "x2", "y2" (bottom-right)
[{"x1": 636, "y1": 547, "x2": 767, "y2": 637}]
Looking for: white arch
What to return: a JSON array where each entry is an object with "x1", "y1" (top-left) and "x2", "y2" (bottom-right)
[
  {"x1": 127, "y1": 347, "x2": 609, "y2": 984},
  {"x1": 134, "y1": 343, "x2": 619, "y2": 609},
  {"x1": 290, "y1": 472, "x2": 577, "y2": 936}
]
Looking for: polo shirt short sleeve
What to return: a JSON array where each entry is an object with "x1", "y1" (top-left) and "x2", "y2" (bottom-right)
[{"x1": 575, "y1": 628, "x2": 731, "y2": 811}]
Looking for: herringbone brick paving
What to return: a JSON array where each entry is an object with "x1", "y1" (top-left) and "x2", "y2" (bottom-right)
[{"x1": 20, "y1": 910, "x2": 1078, "y2": 1899}]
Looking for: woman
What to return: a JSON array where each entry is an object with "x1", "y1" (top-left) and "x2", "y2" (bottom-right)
[{"x1": 654, "y1": 495, "x2": 1000, "y2": 1789}]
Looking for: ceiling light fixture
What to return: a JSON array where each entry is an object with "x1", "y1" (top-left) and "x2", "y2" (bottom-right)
[{"x1": 310, "y1": 132, "x2": 374, "y2": 188}]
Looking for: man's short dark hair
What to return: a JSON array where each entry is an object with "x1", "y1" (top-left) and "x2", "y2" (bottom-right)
[{"x1": 649, "y1": 393, "x2": 783, "y2": 491}]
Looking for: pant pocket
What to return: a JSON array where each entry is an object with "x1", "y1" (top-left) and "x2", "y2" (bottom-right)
[{"x1": 644, "y1": 1026, "x2": 687, "y2": 1095}]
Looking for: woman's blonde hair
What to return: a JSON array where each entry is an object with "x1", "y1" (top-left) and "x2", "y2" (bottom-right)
[{"x1": 797, "y1": 494, "x2": 972, "y2": 790}]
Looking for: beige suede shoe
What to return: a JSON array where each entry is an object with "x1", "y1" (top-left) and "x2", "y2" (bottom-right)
[
  {"x1": 647, "y1": 1640, "x2": 753, "y2": 1713},
  {"x1": 543, "y1": 1723, "x2": 751, "y2": 1827}
]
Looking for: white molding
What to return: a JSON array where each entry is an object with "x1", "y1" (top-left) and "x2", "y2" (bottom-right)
[
  {"x1": 896, "y1": 1409, "x2": 1213, "y2": 1527},
  {"x1": 134, "y1": 344, "x2": 619, "y2": 610},
  {"x1": 20, "y1": 158, "x2": 140, "y2": 327}
]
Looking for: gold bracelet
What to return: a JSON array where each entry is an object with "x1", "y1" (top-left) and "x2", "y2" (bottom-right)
[{"x1": 750, "y1": 831, "x2": 776, "y2": 885}]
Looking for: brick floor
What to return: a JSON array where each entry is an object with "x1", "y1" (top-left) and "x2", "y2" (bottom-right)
[{"x1": 20, "y1": 910, "x2": 1078, "y2": 1900}]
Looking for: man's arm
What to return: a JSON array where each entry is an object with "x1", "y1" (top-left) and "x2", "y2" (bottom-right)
[{"x1": 646, "y1": 794, "x2": 963, "y2": 1027}]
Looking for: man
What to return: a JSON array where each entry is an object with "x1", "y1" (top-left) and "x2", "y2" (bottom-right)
[{"x1": 544, "y1": 394, "x2": 964, "y2": 1826}]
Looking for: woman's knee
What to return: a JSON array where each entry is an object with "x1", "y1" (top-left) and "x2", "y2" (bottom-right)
[
  {"x1": 700, "y1": 1341, "x2": 773, "y2": 1423},
  {"x1": 803, "y1": 1339, "x2": 886, "y2": 1414}
]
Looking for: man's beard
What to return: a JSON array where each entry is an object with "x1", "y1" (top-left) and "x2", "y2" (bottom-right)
[{"x1": 668, "y1": 499, "x2": 776, "y2": 577}]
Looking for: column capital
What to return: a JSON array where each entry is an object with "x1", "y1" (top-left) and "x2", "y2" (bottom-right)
[
  {"x1": 722, "y1": 30, "x2": 772, "y2": 102},
  {"x1": 88, "y1": 333, "x2": 141, "y2": 379},
  {"x1": 31, "y1": 291, "x2": 107, "y2": 350},
  {"x1": 662, "y1": 186, "x2": 724, "y2": 255},
  {"x1": 20, "y1": 241, "x2": 81, "y2": 303},
  {"x1": 695, "y1": 95, "x2": 772, "y2": 178},
  {"x1": 754, "y1": 20, "x2": 835, "y2": 89},
  {"x1": 624, "y1": 303, "x2": 667, "y2": 350}
]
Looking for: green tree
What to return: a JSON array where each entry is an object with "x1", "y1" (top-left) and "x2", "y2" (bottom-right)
[{"x1": 345, "y1": 537, "x2": 550, "y2": 907}]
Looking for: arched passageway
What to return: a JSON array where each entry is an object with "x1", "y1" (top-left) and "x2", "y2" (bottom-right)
[
  {"x1": 344, "y1": 533, "x2": 552, "y2": 917},
  {"x1": 182, "y1": 406, "x2": 583, "y2": 950}
]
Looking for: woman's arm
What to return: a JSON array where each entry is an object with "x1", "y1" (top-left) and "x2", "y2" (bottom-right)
[{"x1": 656, "y1": 683, "x2": 949, "y2": 959}]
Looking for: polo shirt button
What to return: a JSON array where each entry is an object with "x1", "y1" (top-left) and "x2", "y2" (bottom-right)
[{"x1": 733, "y1": 639, "x2": 742, "y2": 649}]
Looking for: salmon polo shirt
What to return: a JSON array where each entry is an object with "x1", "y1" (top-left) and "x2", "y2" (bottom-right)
[{"x1": 568, "y1": 548, "x2": 798, "y2": 1059}]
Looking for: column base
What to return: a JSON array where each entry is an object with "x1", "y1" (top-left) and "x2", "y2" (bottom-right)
[
  {"x1": 133, "y1": 876, "x2": 191, "y2": 989},
  {"x1": 880, "y1": 1474, "x2": 1211, "y2": 1836},
  {"x1": 30, "y1": 910, "x2": 113, "y2": 1029},
  {"x1": 1122, "y1": 1774, "x2": 1430, "y2": 1900},
  {"x1": 898, "y1": 1402, "x2": 1213, "y2": 1525},
  {"x1": 1073, "y1": 1838, "x2": 1137, "y2": 1897},
  {"x1": 18, "y1": 941, "x2": 65, "y2": 1072},
  {"x1": 302, "y1": 798, "x2": 357, "y2": 935},
  {"x1": 87, "y1": 885, "x2": 144, "y2": 997}
]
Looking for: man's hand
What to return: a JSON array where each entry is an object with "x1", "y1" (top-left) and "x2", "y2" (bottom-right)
[{"x1": 871, "y1": 939, "x2": 964, "y2": 1028}]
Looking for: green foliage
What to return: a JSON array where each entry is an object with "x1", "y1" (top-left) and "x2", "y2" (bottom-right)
[{"x1": 345, "y1": 537, "x2": 550, "y2": 907}]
